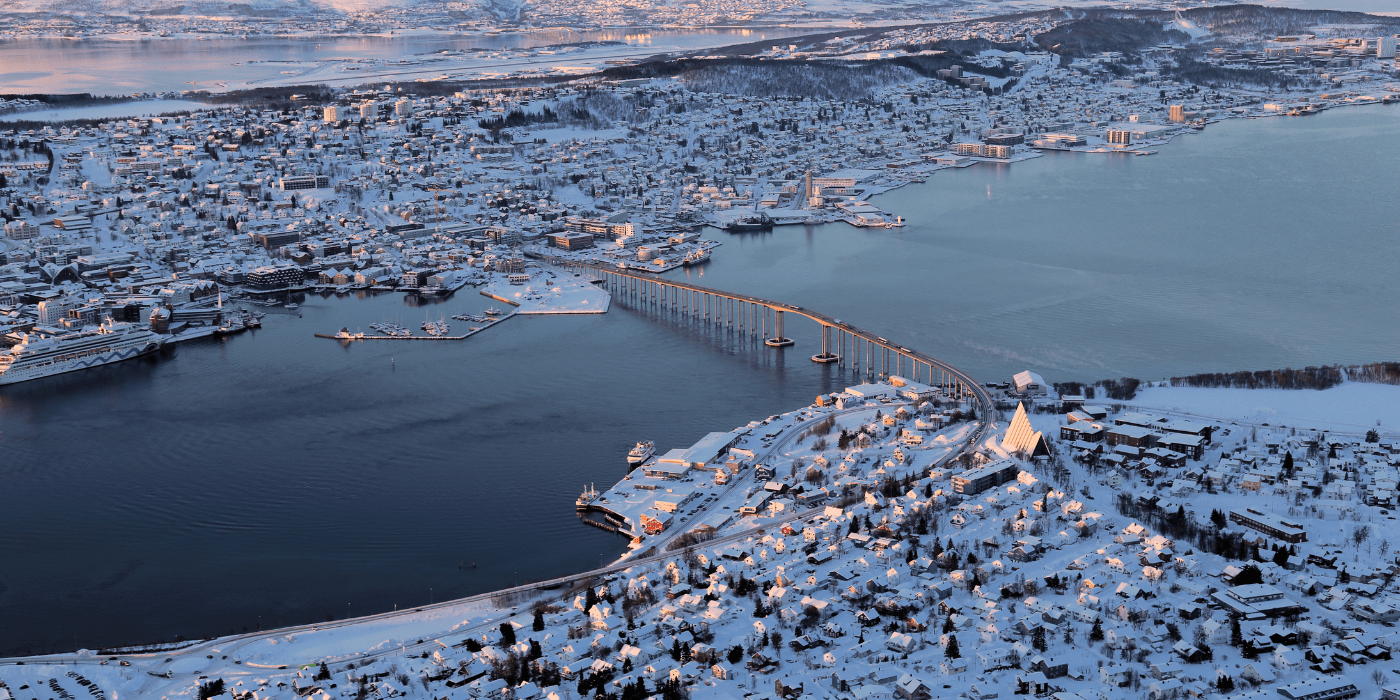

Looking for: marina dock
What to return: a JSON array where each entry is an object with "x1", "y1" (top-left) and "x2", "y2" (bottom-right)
[
  {"x1": 314, "y1": 333, "x2": 470, "y2": 340},
  {"x1": 314, "y1": 312, "x2": 515, "y2": 342}
]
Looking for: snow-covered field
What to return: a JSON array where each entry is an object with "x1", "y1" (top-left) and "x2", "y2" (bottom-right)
[
  {"x1": 1126, "y1": 383, "x2": 1400, "y2": 436},
  {"x1": 480, "y1": 269, "x2": 610, "y2": 314},
  {"x1": 0, "y1": 100, "x2": 215, "y2": 122}
]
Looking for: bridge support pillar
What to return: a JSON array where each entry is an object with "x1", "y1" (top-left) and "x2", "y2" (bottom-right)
[
  {"x1": 764, "y1": 309, "x2": 793, "y2": 347},
  {"x1": 811, "y1": 324, "x2": 838, "y2": 363}
]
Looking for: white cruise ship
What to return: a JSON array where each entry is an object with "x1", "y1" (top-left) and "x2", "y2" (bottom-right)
[
  {"x1": 627, "y1": 440, "x2": 655, "y2": 466},
  {"x1": 0, "y1": 321, "x2": 164, "y2": 386}
]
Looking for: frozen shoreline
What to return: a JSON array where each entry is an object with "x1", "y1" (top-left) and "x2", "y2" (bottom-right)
[{"x1": 1124, "y1": 382, "x2": 1400, "y2": 435}]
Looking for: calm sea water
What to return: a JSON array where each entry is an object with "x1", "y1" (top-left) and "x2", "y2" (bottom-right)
[
  {"x1": 0, "y1": 290, "x2": 844, "y2": 654},
  {"x1": 678, "y1": 103, "x2": 1400, "y2": 385},
  {"x1": 0, "y1": 28, "x2": 813, "y2": 94},
  {"x1": 0, "y1": 103, "x2": 1396, "y2": 654}
]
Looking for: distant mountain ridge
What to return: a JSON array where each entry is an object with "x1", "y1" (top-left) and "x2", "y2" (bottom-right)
[{"x1": 0, "y1": 0, "x2": 440, "y2": 16}]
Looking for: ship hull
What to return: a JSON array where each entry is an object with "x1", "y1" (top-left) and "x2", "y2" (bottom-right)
[
  {"x1": 728, "y1": 222, "x2": 772, "y2": 231},
  {"x1": 0, "y1": 340, "x2": 161, "y2": 386}
]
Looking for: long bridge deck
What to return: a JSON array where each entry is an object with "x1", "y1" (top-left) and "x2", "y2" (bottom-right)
[{"x1": 541, "y1": 256, "x2": 993, "y2": 418}]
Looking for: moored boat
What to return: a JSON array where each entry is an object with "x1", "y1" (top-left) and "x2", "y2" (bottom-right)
[
  {"x1": 0, "y1": 320, "x2": 163, "y2": 386},
  {"x1": 627, "y1": 440, "x2": 655, "y2": 466}
]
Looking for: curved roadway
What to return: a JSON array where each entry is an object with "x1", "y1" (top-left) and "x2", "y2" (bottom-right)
[{"x1": 570, "y1": 259, "x2": 994, "y2": 419}]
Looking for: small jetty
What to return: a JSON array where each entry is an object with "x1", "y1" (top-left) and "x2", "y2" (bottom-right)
[
  {"x1": 315, "y1": 312, "x2": 515, "y2": 342},
  {"x1": 314, "y1": 332, "x2": 469, "y2": 340}
]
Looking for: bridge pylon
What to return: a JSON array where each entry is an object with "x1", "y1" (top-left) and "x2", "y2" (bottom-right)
[
  {"x1": 811, "y1": 324, "x2": 839, "y2": 363},
  {"x1": 764, "y1": 309, "x2": 794, "y2": 347}
]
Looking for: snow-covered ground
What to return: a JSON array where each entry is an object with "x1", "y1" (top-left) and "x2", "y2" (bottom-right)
[
  {"x1": 480, "y1": 268, "x2": 610, "y2": 314},
  {"x1": 1125, "y1": 383, "x2": 1400, "y2": 436},
  {"x1": 0, "y1": 100, "x2": 216, "y2": 122}
]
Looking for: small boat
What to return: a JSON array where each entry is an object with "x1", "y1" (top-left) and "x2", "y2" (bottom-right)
[
  {"x1": 285, "y1": 303, "x2": 299, "y2": 310},
  {"x1": 484, "y1": 307, "x2": 503, "y2": 316},
  {"x1": 422, "y1": 317, "x2": 450, "y2": 336},
  {"x1": 627, "y1": 440, "x2": 655, "y2": 466},
  {"x1": 576, "y1": 484, "x2": 599, "y2": 511}
]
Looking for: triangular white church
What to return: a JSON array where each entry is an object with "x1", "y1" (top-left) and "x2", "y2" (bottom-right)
[{"x1": 1002, "y1": 402, "x2": 1049, "y2": 458}]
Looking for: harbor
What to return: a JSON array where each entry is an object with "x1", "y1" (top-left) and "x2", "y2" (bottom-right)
[{"x1": 312, "y1": 266, "x2": 609, "y2": 341}]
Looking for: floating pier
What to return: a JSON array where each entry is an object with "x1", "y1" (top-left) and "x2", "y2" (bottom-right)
[
  {"x1": 315, "y1": 312, "x2": 515, "y2": 342},
  {"x1": 314, "y1": 333, "x2": 469, "y2": 340}
]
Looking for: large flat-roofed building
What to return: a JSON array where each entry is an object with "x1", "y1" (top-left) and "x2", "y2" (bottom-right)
[
  {"x1": 1230, "y1": 507, "x2": 1307, "y2": 543},
  {"x1": 280, "y1": 175, "x2": 329, "y2": 191},
  {"x1": 53, "y1": 215, "x2": 93, "y2": 231},
  {"x1": 1160, "y1": 417, "x2": 1214, "y2": 444},
  {"x1": 1276, "y1": 677, "x2": 1358, "y2": 700},
  {"x1": 644, "y1": 449, "x2": 692, "y2": 480},
  {"x1": 679, "y1": 431, "x2": 744, "y2": 469},
  {"x1": 888, "y1": 376, "x2": 938, "y2": 401},
  {"x1": 470, "y1": 145, "x2": 514, "y2": 162},
  {"x1": 1061, "y1": 422, "x2": 1104, "y2": 443},
  {"x1": 1114, "y1": 412, "x2": 1167, "y2": 429},
  {"x1": 549, "y1": 232, "x2": 594, "y2": 250},
  {"x1": 245, "y1": 264, "x2": 304, "y2": 289},
  {"x1": 1012, "y1": 370, "x2": 1047, "y2": 395},
  {"x1": 1106, "y1": 424, "x2": 1157, "y2": 448},
  {"x1": 952, "y1": 459, "x2": 1019, "y2": 495},
  {"x1": 251, "y1": 231, "x2": 301, "y2": 250},
  {"x1": 984, "y1": 133, "x2": 1024, "y2": 146},
  {"x1": 653, "y1": 486, "x2": 697, "y2": 513},
  {"x1": 844, "y1": 383, "x2": 898, "y2": 400},
  {"x1": 1157, "y1": 433, "x2": 1206, "y2": 459},
  {"x1": 1212, "y1": 583, "x2": 1305, "y2": 618}
]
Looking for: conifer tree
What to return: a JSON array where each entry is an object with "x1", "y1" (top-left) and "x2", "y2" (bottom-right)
[{"x1": 945, "y1": 634, "x2": 961, "y2": 659}]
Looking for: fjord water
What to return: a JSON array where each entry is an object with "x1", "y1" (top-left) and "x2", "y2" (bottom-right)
[
  {"x1": 0, "y1": 27, "x2": 813, "y2": 94},
  {"x1": 680, "y1": 103, "x2": 1400, "y2": 384},
  {"x1": 0, "y1": 292, "x2": 844, "y2": 654},
  {"x1": 0, "y1": 103, "x2": 1396, "y2": 654}
]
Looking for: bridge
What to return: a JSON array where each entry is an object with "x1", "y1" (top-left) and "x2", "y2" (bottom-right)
[{"x1": 549, "y1": 258, "x2": 993, "y2": 414}]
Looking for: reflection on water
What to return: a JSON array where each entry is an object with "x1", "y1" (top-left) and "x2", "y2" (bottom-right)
[
  {"x1": 0, "y1": 285, "x2": 843, "y2": 655},
  {"x1": 0, "y1": 27, "x2": 814, "y2": 94},
  {"x1": 667, "y1": 104, "x2": 1400, "y2": 385}
]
